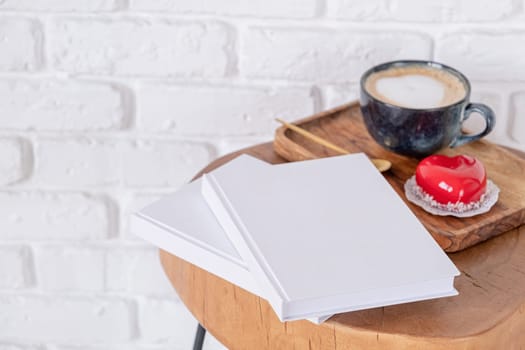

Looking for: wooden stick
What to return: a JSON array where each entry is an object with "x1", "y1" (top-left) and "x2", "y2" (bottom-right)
[
  {"x1": 275, "y1": 118, "x2": 349, "y2": 155},
  {"x1": 275, "y1": 118, "x2": 392, "y2": 173}
]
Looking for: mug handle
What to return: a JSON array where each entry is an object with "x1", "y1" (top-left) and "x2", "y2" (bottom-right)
[{"x1": 450, "y1": 103, "x2": 495, "y2": 148}]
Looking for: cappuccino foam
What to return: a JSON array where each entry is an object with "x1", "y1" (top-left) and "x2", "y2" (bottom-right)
[{"x1": 365, "y1": 65, "x2": 466, "y2": 109}]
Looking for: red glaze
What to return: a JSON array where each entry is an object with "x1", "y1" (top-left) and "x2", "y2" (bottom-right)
[{"x1": 415, "y1": 155, "x2": 487, "y2": 204}]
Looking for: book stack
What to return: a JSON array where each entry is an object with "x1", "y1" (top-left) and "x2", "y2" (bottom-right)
[{"x1": 132, "y1": 153, "x2": 459, "y2": 323}]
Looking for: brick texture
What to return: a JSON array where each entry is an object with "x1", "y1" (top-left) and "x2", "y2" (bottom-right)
[
  {"x1": 436, "y1": 32, "x2": 525, "y2": 81},
  {"x1": 105, "y1": 247, "x2": 175, "y2": 296},
  {"x1": 241, "y1": 27, "x2": 432, "y2": 82},
  {"x1": 33, "y1": 138, "x2": 214, "y2": 188},
  {"x1": 137, "y1": 84, "x2": 315, "y2": 136},
  {"x1": 0, "y1": 138, "x2": 29, "y2": 186},
  {"x1": 0, "y1": 296, "x2": 134, "y2": 343},
  {"x1": 0, "y1": 2, "x2": 524, "y2": 349},
  {"x1": 0, "y1": 19, "x2": 42, "y2": 72},
  {"x1": 138, "y1": 298, "x2": 196, "y2": 344},
  {"x1": 50, "y1": 19, "x2": 234, "y2": 77},
  {"x1": 0, "y1": 192, "x2": 112, "y2": 240},
  {"x1": 510, "y1": 92, "x2": 525, "y2": 144},
  {"x1": 320, "y1": 85, "x2": 360, "y2": 110},
  {"x1": 0, "y1": 246, "x2": 33, "y2": 289},
  {"x1": 0, "y1": 345, "x2": 43, "y2": 350},
  {"x1": 0, "y1": 80, "x2": 129, "y2": 131},
  {"x1": 326, "y1": 0, "x2": 518, "y2": 22},
  {"x1": 121, "y1": 140, "x2": 215, "y2": 187},
  {"x1": 0, "y1": 0, "x2": 124, "y2": 12},
  {"x1": 130, "y1": 0, "x2": 319, "y2": 18},
  {"x1": 33, "y1": 246, "x2": 105, "y2": 291}
]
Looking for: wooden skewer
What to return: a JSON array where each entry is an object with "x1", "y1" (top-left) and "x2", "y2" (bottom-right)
[
  {"x1": 275, "y1": 118, "x2": 392, "y2": 172},
  {"x1": 276, "y1": 118, "x2": 350, "y2": 155}
]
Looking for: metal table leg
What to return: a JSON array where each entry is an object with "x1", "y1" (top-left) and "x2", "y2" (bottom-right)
[{"x1": 193, "y1": 323, "x2": 206, "y2": 350}]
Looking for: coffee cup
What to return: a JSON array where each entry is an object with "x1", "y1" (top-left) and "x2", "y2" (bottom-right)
[{"x1": 360, "y1": 60, "x2": 495, "y2": 158}]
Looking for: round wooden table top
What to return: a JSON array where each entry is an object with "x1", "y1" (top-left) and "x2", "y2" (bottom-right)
[{"x1": 160, "y1": 143, "x2": 525, "y2": 350}]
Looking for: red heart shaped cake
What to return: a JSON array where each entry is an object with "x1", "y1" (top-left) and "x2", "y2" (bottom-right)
[{"x1": 415, "y1": 155, "x2": 487, "y2": 205}]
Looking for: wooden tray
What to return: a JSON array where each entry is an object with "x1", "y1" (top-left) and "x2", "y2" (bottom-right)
[{"x1": 274, "y1": 101, "x2": 525, "y2": 252}]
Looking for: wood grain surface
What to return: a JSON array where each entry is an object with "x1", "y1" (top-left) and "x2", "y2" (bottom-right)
[
  {"x1": 160, "y1": 142, "x2": 525, "y2": 350},
  {"x1": 274, "y1": 102, "x2": 525, "y2": 252}
]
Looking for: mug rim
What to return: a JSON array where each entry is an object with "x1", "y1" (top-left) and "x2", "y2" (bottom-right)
[{"x1": 360, "y1": 60, "x2": 472, "y2": 112}]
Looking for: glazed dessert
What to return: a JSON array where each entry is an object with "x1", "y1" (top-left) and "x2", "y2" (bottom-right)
[{"x1": 404, "y1": 155, "x2": 499, "y2": 217}]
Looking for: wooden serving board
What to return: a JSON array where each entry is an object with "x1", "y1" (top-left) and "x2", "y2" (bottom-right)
[{"x1": 274, "y1": 101, "x2": 525, "y2": 252}]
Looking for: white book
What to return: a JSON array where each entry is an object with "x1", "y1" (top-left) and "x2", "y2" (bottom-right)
[
  {"x1": 201, "y1": 154, "x2": 460, "y2": 322},
  {"x1": 132, "y1": 178, "x2": 259, "y2": 294},
  {"x1": 131, "y1": 157, "x2": 332, "y2": 324}
]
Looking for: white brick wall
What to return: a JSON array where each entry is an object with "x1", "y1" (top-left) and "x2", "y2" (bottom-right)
[
  {"x1": 0, "y1": 1, "x2": 524, "y2": 349},
  {"x1": 50, "y1": 19, "x2": 235, "y2": 77},
  {"x1": 327, "y1": 0, "x2": 519, "y2": 22},
  {"x1": 32, "y1": 138, "x2": 214, "y2": 188},
  {"x1": 0, "y1": 296, "x2": 134, "y2": 343},
  {"x1": 0, "y1": 137, "x2": 29, "y2": 185},
  {"x1": 0, "y1": 79, "x2": 129, "y2": 131},
  {"x1": 0, "y1": 19, "x2": 42, "y2": 72},
  {"x1": 242, "y1": 28, "x2": 432, "y2": 82},
  {"x1": 105, "y1": 247, "x2": 175, "y2": 295},
  {"x1": 129, "y1": 0, "x2": 320, "y2": 18},
  {"x1": 34, "y1": 246, "x2": 105, "y2": 292},
  {"x1": 0, "y1": 1, "x2": 124, "y2": 12},
  {"x1": 137, "y1": 84, "x2": 315, "y2": 136},
  {"x1": 436, "y1": 32, "x2": 525, "y2": 81},
  {"x1": 138, "y1": 298, "x2": 196, "y2": 344},
  {"x1": 0, "y1": 245, "x2": 33, "y2": 289},
  {"x1": 0, "y1": 192, "x2": 112, "y2": 240}
]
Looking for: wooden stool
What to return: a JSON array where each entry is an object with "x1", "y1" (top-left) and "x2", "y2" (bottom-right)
[{"x1": 163, "y1": 143, "x2": 525, "y2": 349}]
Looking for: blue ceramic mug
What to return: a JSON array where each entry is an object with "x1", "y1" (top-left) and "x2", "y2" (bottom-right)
[{"x1": 360, "y1": 60, "x2": 495, "y2": 158}]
